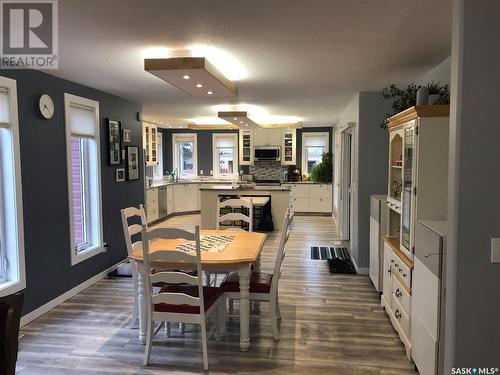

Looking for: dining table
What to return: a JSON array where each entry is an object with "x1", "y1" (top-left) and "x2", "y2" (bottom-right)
[{"x1": 128, "y1": 229, "x2": 267, "y2": 352}]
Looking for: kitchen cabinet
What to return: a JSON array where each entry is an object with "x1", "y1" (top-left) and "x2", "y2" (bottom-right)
[
  {"x1": 173, "y1": 184, "x2": 187, "y2": 212},
  {"x1": 253, "y1": 128, "x2": 282, "y2": 146},
  {"x1": 166, "y1": 185, "x2": 174, "y2": 215},
  {"x1": 369, "y1": 195, "x2": 388, "y2": 292},
  {"x1": 173, "y1": 183, "x2": 200, "y2": 212},
  {"x1": 146, "y1": 188, "x2": 159, "y2": 223},
  {"x1": 281, "y1": 129, "x2": 296, "y2": 165},
  {"x1": 143, "y1": 122, "x2": 158, "y2": 166},
  {"x1": 284, "y1": 183, "x2": 332, "y2": 213},
  {"x1": 186, "y1": 184, "x2": 200, "y2": 211},
  {"x1": 239, "y1": 129, "x2": 254, "y2": 165}
]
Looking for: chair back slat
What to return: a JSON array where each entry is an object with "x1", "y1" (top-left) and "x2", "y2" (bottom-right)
[
  {"x1": 121, "y1": 204, "x2": 147, "y2": 256},
  {"x1": 148, "y1": 249, "x2": 197, "y2": 264},
  {"x1": 216, "y1": 198, "x2": 253, "y2": 231},
  {"x1": 142, "y1": 225, "x2": 205, "y2": 313},
  {"x1": 150, "y1": 271, "x2": 198, "y2": 286},
  {"x1": 152, "y1": 292, "x2": 200, "y2": 306},
  {"x1": 271, "y1": 209, "x2": 290, "y2": 292}
]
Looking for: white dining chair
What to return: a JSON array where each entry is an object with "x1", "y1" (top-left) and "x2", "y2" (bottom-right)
[
  {"x1": 120, "y1": 205, "x2": 147, "y2": 329},
  {"x1": 216, "y1": 197, "x2": 253, "y2": 232},
  {"x1": 220, "y1": 208, "x2": 290, "y2": 340},
  {"x1": 141, "y1": 225, "x2": 223, "y2": 371}
]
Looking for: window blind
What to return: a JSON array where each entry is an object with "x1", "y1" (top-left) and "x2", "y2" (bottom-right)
[
  {"x1": 70, "y1": 104, "x2": 96, "y2": 137},
  {"x1": 303, "y1": 134, "x2": 327, "y2": 147},
  {"x1": 0, "y1": 88, "x2": 10, "y2": 125},
  {"x1": 214, "y1": 136, "x2": 236, "y2": 148}
]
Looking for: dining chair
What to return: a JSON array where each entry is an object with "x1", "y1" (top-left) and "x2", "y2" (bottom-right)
[
  {"x1": 0, "y1": 292, "x2": 24, "y2": 375},
  {"x1": 120, "y1": 204, "x2": 148, "y2": 329},
  {"x1": 216, "y1": 197, "x2": 253, "y2": 232},
  {"x1": 141, "y1": 225, "x2": 223, "y2": 370},
  {"x1": 220, "y1": 208, "x2": 290, "y2": 340}
]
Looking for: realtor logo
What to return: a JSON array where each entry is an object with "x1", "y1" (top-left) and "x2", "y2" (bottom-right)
[{"x1": 1, "y1": 0, "x2": 58, "y2": 69}]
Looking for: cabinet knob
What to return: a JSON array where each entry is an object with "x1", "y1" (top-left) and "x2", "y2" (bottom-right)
[
  {"x1": 395, "y1": 288, "x2": 402, "y2": 297},
  {"x1": 395, "y1": 310, "x2": 402, "y2": 319},
  {"x1": 403, "y1": 273, "x2": 407, "y2": 277},
  {"x1": 387, "y1": 268, "x2": 391, "y2": 275}
]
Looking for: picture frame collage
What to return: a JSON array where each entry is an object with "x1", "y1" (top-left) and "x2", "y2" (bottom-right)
[{"x1": 106, "y1": 118, "x2": 138, "y2": 182}]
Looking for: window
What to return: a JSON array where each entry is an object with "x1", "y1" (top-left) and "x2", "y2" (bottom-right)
[
  {"x1": 0, "y1": 76, "x2": 25, "y2": 297},
  {"x1": 302, "y1": 132, "x2": 329, "y2": 175},
  {"x1": 64, "y1": 94, "x2": 103, "y2": 265},
  {"x1": 172, "y1": 133, "x2": 197, "y2": 177},
  {"x1": 153, "y1": 132, "x2": 163, "y2": 179},
  {"x1": 213, "y1": 133, "x2": 238, "y2": 177}
]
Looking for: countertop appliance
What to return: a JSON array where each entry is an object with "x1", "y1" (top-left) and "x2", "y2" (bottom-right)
[
  {"x1": 254, "y1": 146, "x2": 280, "y2": 161},
  {"x1": 255, "y1": 179, "x2": 281, "y2": 186},
  {"x1": 369, "y1": 194, "x2": 388, "y2": 292}
]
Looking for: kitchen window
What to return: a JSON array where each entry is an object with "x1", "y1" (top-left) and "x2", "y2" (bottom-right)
[
  {"x1": 64, "y1": 94, "x2": 103, "y2": 265},
  {"x1": 0, "y1": 76, "x2": 25, "y2": 297},
  {"x1": 302, "y1": 132, "x2": 329, "y2": 175},
  {"x1": 172, "y1": 133, "x2": 197, "y2": 177},
  {"x1": 213, "y1": 133, "x2": 238, "y2": 177}
]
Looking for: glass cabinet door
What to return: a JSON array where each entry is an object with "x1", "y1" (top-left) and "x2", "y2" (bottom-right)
[{"x1": 401, "y1": 126, "x2": 415, "y2": 252}]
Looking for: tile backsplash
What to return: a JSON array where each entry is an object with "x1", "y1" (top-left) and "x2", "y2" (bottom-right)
[{"x1": 249, "y1": 161, "x2": 288, "y2": 181}]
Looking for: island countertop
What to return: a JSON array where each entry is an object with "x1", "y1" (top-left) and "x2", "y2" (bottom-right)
[{"x1": 199, "y1": 185, "x2": 291, "y2": 192}]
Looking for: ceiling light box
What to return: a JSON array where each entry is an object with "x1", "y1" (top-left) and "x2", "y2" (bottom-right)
[
  {"x1": 144, "y1": 57, "x2": 238, "y2": 97},
  {"x1": 218, "y1": 111, "x2": 260, "y2": 129}
]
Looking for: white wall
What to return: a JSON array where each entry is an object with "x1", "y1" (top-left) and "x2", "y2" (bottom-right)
[{"x1": 417, "y1": 56, "x2": 452, "y2": 86}]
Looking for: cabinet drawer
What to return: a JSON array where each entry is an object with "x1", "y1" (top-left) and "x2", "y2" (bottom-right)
[
  {"x1": 310, "y1": 184, "x2": 332, "y2": 198},
  {"x1": 309, "y1": 197, "x2": 332, "y2": 212},
  {"x1": 393, "y1": 297, "x2": 411, "y2": 340},
  {"x1": 291, "y1": 184, "x2": 309, "y2": 198},
  {"x1": 392, "y1": 275, "x2": 411, "y2": 315},
  {"x1": 393, "y1": 254, "x2": 412, "y2": 288},
  {"x1": 292, "y1": 197, "x2": 309, "y2": 212}
]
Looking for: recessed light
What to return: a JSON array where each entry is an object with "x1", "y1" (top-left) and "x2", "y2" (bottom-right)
[
  {"x1": 196, "y1": 83, "x2": 203, "y2": 88},
  {"x1": 182, "y1": 75, "x2": 190, "y2": 79},
  {"x1": 233, "y1": 117, "x2": 238, "y2": 120},
  {"x1": 245, "y1": 124, "x2": 248, "y2": 127},
  {"x1": 207, "y1": 91, "x2": 213, "y2": 95}
]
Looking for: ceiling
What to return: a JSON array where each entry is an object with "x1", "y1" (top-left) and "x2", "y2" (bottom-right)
[{"x1": 52, "y1": 0, "x2": 452, "y2": 128}]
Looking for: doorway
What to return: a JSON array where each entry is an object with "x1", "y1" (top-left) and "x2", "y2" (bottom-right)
[{"x1": 340, "y1": 124, "x2": 355, "y2": 241}]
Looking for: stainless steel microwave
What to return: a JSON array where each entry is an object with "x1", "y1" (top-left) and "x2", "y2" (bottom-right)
[{"x1": 254, "y1": 146, "x2": 281, "y2": 161}]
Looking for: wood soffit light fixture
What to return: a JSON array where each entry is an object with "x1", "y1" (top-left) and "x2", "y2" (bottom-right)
[
  {"x1": 218, "y1": 111, "x2": 260, "y2": 129},
  {"x1": 144, "y1": 57, "x2": 238, "y2": 97}
]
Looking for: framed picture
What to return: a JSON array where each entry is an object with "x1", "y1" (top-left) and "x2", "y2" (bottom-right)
[
  {"x1": 115, "y1": 168, "x2": 125, "y2": 182},
  {"x1": 107, "y1": 118, "x2": 122, "y2": 165},
  {"x1": 123, "y1": 129, "x2": 132, "y2": 143},
  {"x1": 126, "y1": 146, "x2": 140, "y2": 181}
]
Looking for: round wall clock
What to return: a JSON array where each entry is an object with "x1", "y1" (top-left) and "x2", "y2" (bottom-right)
[{"x1": 39, "y1": 94, "x2": 54, "y2": 119}]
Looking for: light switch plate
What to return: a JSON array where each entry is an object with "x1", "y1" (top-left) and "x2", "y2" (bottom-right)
[{"x1": 491, "y1": 238, "x2": 500, "y2": 263}]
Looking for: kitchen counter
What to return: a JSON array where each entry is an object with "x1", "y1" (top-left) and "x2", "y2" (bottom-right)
[
  {"x1": 147, "y1": 179, "x2": 233, "y2": 189},
  {"x1": 199, "y1": 185, "x2": 291, "y2": 191},
  {"x1": 282, "y1": 181, "x2": 332, "y2": 184}
]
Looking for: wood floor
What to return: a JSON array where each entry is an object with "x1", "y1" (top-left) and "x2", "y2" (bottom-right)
[{"x1": 16, "y1": 214, "x2": 418, "y2": 374}]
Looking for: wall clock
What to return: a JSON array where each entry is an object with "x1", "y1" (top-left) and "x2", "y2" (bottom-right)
[{"x1": 39, "y1": 94, "x2": 54, "y2": 119}]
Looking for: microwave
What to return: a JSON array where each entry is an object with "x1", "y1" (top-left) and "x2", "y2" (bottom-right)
[{"x1": 254, "y1": 146, "x2": 281, "y2": 161}]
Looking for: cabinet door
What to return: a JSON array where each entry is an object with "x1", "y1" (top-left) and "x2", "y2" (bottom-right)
[
  {"x1": 186, "y1": 184, "x2": 199, "y2": 211},
  {"x1": 166, "y1": 185, "x2": 174, "y2": 215},
  {"x1": 291, "y1": 184, "x2": 309, "y2": 198},
  {"x1": 382, "y1": 244, "x2": 393, "y2": 302},
  {"x1": 173, "y1": 184, "x2": 187, "y2": 212},
  {"x1": 150, "y1": 125, "x2": 158, "y2": 165},
  {"x1": 144, "y1": 124, "x2": 150, "y2": 164},
  {"x1": 267, "y1": 129, "x2": 282, "y2": 146},
  {"x1": 239, "y1": 130, "x2": 253, "y2": 165},
  {"x1": 282, "y1": 129, "x2": 296, "y2": 165},
  {"x1": 369, "y1": 216, "x2": 381, "y2": 291},
  {"x1": 292, "y1": 197, "x2": 309, "y2": 212},
  {"x1": 309, "y1": 197, "x2": 332, "y2": 213},
  {"x1": 401, "y1": 122, "x2": 417, "y2": 255},
  {"x1": 310, "y1": 184, "x2": 332, "y2": 199},
  {"x1": 253, "y1": 129, "x2": 267, "y2": 146}
]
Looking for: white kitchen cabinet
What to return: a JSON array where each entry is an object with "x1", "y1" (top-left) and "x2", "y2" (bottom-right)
[
  {"x1": 290, "y1": 184, "x2": 309, "y2": 198},
  {"x1": 166, "y1": 185, "x2": 174, "y2": 215},
  {"x1": 186, "y1": 184, "x2": 200, "y2": 211},
  {"x1": 173, "y1": 184, "x2": 187, "y2": 212},
  {"x1": 292, "y1": 197, "x2": 309, "y2": 212},
  {"x1": 287, "y1": 183, "x2": 332, "y2": 213},
  {"x1": 173, "y1": 183, "x2": 200, "y2": 212},
  {"x1": 143, "y1": 122, "x2": 158, "y2": 166},
  {"x1": 282, "y1": 129, "x2": 296, "y2": 165},
  {"x1": 146, "y1": 188, "x2": 159, "y2": 222},
  {"x1": 239, "y1": 129, "x2": 254, "y2": 165},
  {"x1": 309, "y1": 197, "x2": 332, "y2": 213},
  {"x1": 253, "y1": 128, "x2": 283, "y2": 146}
]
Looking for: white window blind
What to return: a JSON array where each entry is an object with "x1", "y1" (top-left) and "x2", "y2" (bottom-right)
[
  {"x1": 0, "y1": 89, "x2": 10, "y2": 125},
  {"x1": 70, "y1": 104, "x2": 96, "y2": 138},
  {"x1": 304, "y1": 134, "x2": 327, "y2": 147}
]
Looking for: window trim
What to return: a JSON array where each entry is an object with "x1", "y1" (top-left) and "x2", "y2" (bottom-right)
[
  {"x1": 301, "y1": 132, "x2": 329, "y2": 176},
  {"x1": 0, "y1": 76, "x2": 26, "y2": 297},
  {"x1": 212, "y1": 133, "x2": 238, "y2": 178},
  {"x1": 172, "y1": 133, "x2": 198, "y2": 177},
  {"x1": 64, "y1": 93, "x2": 103, "y2": 266}
]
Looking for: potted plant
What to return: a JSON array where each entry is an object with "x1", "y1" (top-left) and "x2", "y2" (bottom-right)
[{"x1": 309, "y1": 152, "x2": 333, "y2": 183}]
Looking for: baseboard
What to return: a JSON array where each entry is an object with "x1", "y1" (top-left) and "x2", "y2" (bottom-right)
[
  {"x1": 20, "y1": 260, "x2": 125, "y2": 327},
  {"x1": 349, "y1": 254, "x2": 369, "y2": 275}
]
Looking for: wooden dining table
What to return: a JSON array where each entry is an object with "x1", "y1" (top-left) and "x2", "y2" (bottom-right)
[{"x1": 129, "y1": 229, "x2": 267, "y2": 352}]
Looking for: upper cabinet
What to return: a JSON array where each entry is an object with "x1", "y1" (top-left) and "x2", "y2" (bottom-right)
[
  {"x1": 253, "y1": 128, "x2": 282, "y2": 147},
  {"x1": 239, "y1": 129, "x2": 253, "y2": 165},
  {"x1": 143, "y1": 122, "x2": 158, "y2": 166},
  {"x1": 281, "y1": 129, "x2": 296, "y2": 165}
]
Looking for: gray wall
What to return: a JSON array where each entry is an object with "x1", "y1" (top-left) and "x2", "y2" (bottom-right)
[
  {"x1": 444, "y1": 0, "x2": 500, "y2": 370},
  {"x1": 0, "y1": 69, "x2": 143, "y2": 315},
  {"x1": 417, "y1": 56, "x2": 452, "y2": 86}
]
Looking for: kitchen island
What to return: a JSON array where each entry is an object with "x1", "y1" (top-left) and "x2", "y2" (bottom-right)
[{"x1": 199, "y1": 185, "x2": 291, "y2": 230}]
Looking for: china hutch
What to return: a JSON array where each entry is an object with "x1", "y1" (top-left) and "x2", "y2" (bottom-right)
[{"x1": 381, "y1": 105, "x2": 450, "y2": 361}]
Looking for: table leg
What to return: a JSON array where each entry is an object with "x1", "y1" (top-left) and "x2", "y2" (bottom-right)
[
  {"x1": 238, "y1": 263, "x2": 251, "y2": 351},
  {"x1": 137, "y1": 263, "x2": 147, "y2": 344},
  {"x1": 253, "y1": 254, "x2": 261, "y2": 272}
]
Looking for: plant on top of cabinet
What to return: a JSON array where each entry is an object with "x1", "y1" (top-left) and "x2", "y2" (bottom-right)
[
  {"x1": 309, "y1": 152, "x2": 333, "y2": 183},
  {"x1": 380, "y1": 82, "x2": 450, "y2": 129}
]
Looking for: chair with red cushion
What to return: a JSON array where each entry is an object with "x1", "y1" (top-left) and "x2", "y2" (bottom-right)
[
  {"x1": 220, "y1": 208, "x2": 290, "y2": 340},
  {"x1": 141, "y1": 225, "x2": 223, "y2": 371}
]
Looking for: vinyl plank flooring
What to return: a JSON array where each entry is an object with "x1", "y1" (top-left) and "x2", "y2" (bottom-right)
[{"x1": 17, "y1": 214, "x2": 417, "y2": 374}]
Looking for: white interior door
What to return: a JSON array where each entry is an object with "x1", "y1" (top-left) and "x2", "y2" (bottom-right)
[{"x1": 340, "y1": 126, "x2": 355, "y2": 241}]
